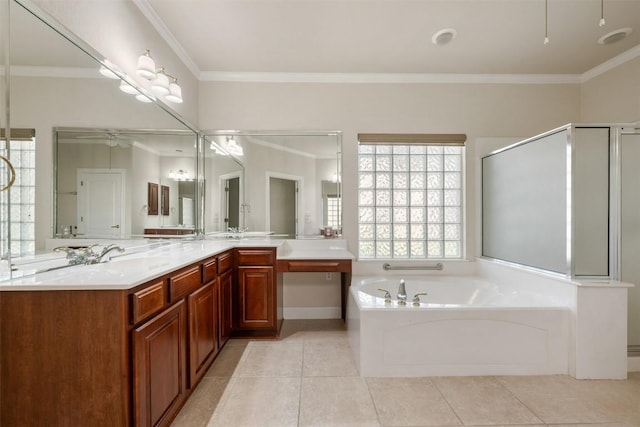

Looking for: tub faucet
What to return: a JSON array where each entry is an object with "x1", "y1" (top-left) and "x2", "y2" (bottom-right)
[{"x1": 397, "y1": 279, "x2": 407, "y2": 305}]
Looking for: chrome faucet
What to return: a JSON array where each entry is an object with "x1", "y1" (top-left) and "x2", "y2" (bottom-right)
[
  {"x1": 90, "y1": 243, "x2": 125, "y2": 264},
  {"x1": 53, "y1": 243, "x2": 124, "y2": 265},
  {"x1": 397, "y1": 279, "x2": 407, "y2": 305}
]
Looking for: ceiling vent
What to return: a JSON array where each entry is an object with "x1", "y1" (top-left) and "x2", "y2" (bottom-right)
[
  {"x1": 432, "y1": 28, "x2": 457, "y2": 46},
  {"x1": 598, "y1": 27, "x2": 633, "y2": 45}
]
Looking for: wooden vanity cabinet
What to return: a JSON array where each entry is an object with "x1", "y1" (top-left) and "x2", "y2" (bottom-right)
[
  {"x1": 0, "y1": 247, "x2": 278, "y2": 427},
  {"x1": 218, "y1": 250, "x2": 233, "y2": 345},
  {"x1": 234, "y1": 247, "x2": 282, "y2": 337},
  {"x1": 133, "y1": 300, "x2": 187, "y2": 427}
]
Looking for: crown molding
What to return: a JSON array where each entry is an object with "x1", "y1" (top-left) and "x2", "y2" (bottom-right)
[
  {"x1": 200, "y1": 71, "x2": 582, "y2": 84},
  {"x1": 580, "y1": 44, "x2": 640, "y2": 83},
  {"x1": 132, "y1": 0, "x2": 201, "y2": 79}
]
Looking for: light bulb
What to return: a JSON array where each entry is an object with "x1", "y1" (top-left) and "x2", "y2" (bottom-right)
[{"x1": 599, "y1": 18, "x2": 606, "y2": 27}]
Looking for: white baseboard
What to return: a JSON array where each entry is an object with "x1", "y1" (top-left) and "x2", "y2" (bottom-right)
[
  {"x1": 284, "y1": 307, "x2": 341, "y2": 319},
  {"x1": 628, "y1": 356, "x2": 640, "y2": 372}
]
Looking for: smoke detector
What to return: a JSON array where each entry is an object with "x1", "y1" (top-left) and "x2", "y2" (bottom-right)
[
  {"x1": 432, "y1": 28, "x2": 457, "y2": 46},
  {"x1": 598, "y1": 27, "x2": 632, "y2": 45}
]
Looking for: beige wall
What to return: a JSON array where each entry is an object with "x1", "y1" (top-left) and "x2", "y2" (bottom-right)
[{"x1": 581, "y1": 58, "x2": 640, "y2": 123}]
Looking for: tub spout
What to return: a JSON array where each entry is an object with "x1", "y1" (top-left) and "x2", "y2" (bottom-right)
[{"x1": 397, "y1": 279, "x2": 407, "y2": 305}]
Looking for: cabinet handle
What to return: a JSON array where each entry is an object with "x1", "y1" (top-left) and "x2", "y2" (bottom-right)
[
  {"x1": 111, "y1": 224, "x2": 120, "y2": 229},
  {"x1": 0, "y1": 155, "x2": 16, "y2": 192}
]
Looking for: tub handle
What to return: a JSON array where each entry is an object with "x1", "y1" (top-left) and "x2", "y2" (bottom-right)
[
  {"x1": 412, "y1": 292, "x2": 428, "y2": 306},
  {"x1": 377, "y1": 288, "x2": 392, "y2": 303}
]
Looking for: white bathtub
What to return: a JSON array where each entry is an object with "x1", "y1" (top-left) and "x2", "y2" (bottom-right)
[{"x1": 347, "y1": 275, "x2": 572, "y2": 377}]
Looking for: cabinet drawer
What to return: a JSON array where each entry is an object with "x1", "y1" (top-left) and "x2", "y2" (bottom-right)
[
  {"x1": 203, "y1": 258, "x2": 217, "y2": 283},
  {"x1": 217, "y1": 251, "x2": 233, "y2": 274},
  {"x1": 169, "y1": 266, "x2": 202, "y2": 302},
  {"x1": 236, "y1": 249, "x2": 274, "y2": 266},
  {"x1": 131, "y1": 280, "x2": 166, "y2": 324}
]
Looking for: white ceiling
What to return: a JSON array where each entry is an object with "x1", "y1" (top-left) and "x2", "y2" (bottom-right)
[{"x1": 142, "y1": 0, "x2": 640, "y2": 79}]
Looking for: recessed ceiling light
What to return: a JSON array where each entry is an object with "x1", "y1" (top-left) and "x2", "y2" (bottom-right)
[
  {"x1": 598, "y1": 27, "x2": 632, "y2": 45},
  {"x1": 432, "y1": 28, "x2": 457, "y2": 46}
]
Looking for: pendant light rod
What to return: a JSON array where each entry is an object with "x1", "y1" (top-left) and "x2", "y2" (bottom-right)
[
  {"x1": 543, "y1": 0, "x2": 549, "y2": 45},
  {"x1": 600, "y1": 0, "x2": 605, "y2": 27}
]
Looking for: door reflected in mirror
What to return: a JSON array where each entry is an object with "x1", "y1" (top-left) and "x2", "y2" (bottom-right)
[
  {"x1": 205, "y1": 131, "x2": 342, "y2": 238},
  {"x1": 55, "y1": 128, "x2": 198, "y2": 238}
]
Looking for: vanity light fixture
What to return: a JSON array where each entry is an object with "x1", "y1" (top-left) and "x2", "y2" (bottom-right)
[
  {"x1": 136, "y1": 49, "x2": 157, "y2": 80},
  {"x1": 165, "y1": 77, "x2": 183, "y2": 104},
  {"x1": 151, "y1": 68, "x2": 170, "y2": 96}
]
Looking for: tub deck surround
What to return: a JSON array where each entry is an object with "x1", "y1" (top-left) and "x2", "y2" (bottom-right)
[
  {"x1": 276, "y1": 239, "x2": 354, "y2": 320},
  {"x1": 348, "y1": 259, "x2": 632, "y2": 380}
]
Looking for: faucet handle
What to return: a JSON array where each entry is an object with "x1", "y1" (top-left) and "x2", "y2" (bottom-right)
[
  {"x1": 412, "y1": 292, "x2": 428, "y2": 306},
  {"x1": 377, "y1": 288, "x2": 392, "y2": 303}
]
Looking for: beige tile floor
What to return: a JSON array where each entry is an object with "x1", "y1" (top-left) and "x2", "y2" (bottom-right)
[{"x1": 172, "y1": 320, "x2": 640, "y2": 427}]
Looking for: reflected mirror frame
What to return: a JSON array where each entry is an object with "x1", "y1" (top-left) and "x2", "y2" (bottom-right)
[{"x1": 203, "y1": 130, "x2": 343, "y2": 237}]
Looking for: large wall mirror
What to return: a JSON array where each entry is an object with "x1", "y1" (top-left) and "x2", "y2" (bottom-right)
[
  {"x1": 205, "y1": 131, "x2": 342, "y2": 238},
  {"x1": 6, "y1": 0, "x2": 198, "y2": 255},
  {"x1": 203, "y1": 135, "x2": 245, "y2": 234},
  {"x1": 55, "y1": 128, "x2": 197, "y2": 238}
]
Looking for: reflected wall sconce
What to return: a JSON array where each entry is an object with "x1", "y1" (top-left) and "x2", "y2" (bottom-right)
[
  {"x1": 99, "y1": 61, "x2": 120, "y2": 79},
  {"x1": 119, "y1": 79, "x2": 139, "y2": 94},
  {"x1": 224, "y1": 136, "x2": 244, "y2": 156},
  {"x1": 169, "y1": 169, "x2": 193, "y2": 181},
  {"x1": 209, "y1": 141, "x2": 228, "y2": 156}
]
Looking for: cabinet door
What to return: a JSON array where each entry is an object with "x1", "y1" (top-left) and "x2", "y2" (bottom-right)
[
  {"x1": 133, "y1": 301, "x2": 187, "y2": 427},
  {"x1": 218, "y1": 269, "x2": 233, "y2": 344},
  {"x1": 237, "y1": 266, "x2": 274, "y2": 329},
  {"x1": 188, "y1": 282, "x2": 218, "y2": 387}
]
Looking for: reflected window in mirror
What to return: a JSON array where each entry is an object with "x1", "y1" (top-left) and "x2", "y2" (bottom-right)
[
  {"x1": 321, "y1": 180, "x2": 341, "y2": 230},
  {"x1": 1, "y1": 129, "x2": 36, "y2": 256}
]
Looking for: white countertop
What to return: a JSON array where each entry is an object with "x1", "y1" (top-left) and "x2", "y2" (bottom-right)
[
  {"x1": 276, "y1": 239, "x2": 355, "y2": 260},
  {"x1": 0, "y1": 238, "x2": 354, "y2": 291}
]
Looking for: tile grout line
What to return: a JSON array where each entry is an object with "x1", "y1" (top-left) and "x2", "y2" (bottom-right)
[
  {"x1": 363, "y1": 377, "x2": 384, "y2": 427},
  {"x1": 490, "y1": 375, "x2": 546, "y2": 426},
  {"x1": 429, "y1": 377, "x2": 467, "y2": 427}
]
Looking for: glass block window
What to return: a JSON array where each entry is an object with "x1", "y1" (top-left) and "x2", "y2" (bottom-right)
[
  {"x1": 358, "y1": 143, "x2": 464, "y2": 259},
  {"x1": 1, "y1": 134, "x2": 36, "y2": 257}
]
